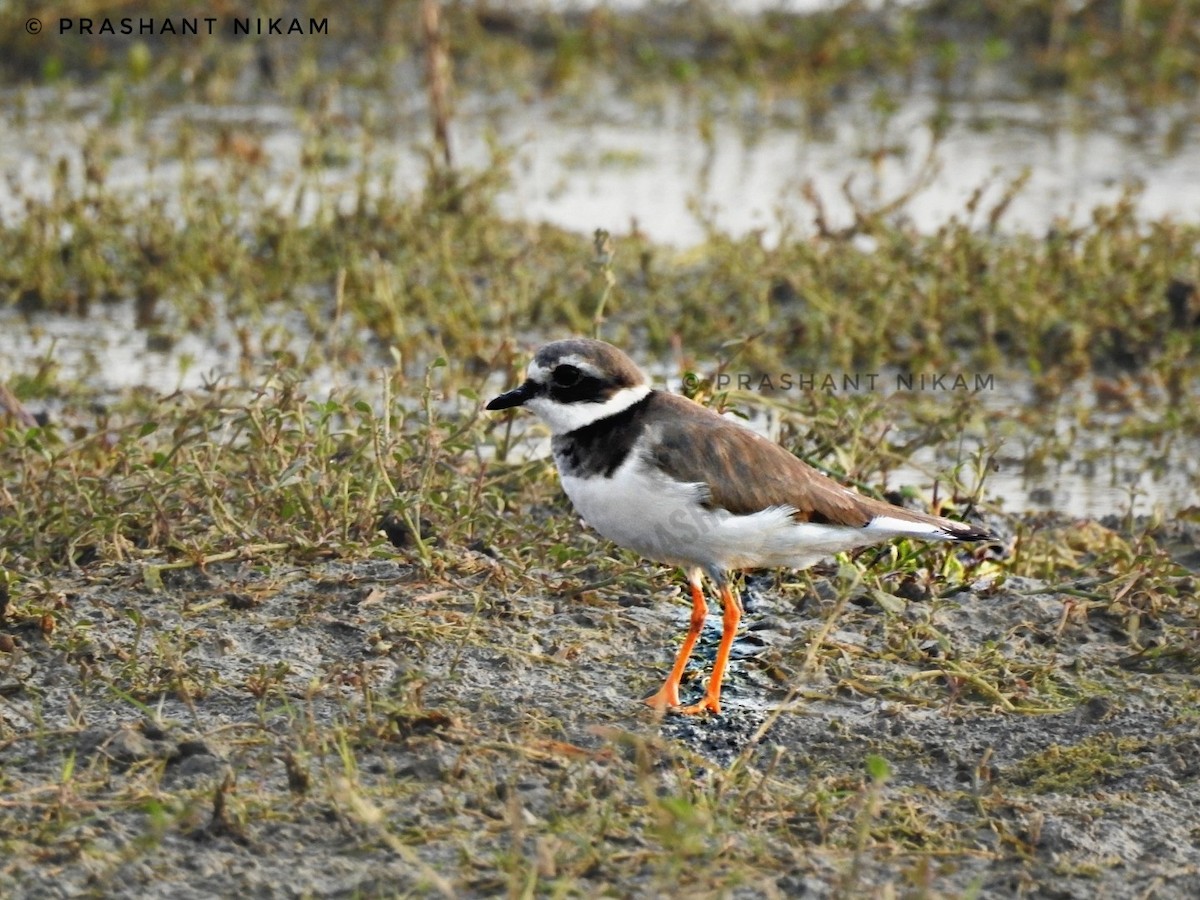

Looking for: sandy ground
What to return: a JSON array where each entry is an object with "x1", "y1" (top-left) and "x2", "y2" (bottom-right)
[{"x1": 2, "y1": 520, "x2": 1199, "y2": 898}]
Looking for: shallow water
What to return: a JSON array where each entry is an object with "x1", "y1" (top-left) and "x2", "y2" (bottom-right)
[
  {"x1": 3, "y1": 76, "x2": 1195, "y2": 242},
  {"x1": 491, "y1": 91, "x2": 1199, "y2": 246}
]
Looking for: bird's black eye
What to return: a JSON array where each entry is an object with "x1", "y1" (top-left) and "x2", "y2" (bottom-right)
[{"x1": 552, "y1": 364, "x2": 582, "y2": 387}]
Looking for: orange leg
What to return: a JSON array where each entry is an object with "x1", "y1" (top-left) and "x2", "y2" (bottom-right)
[
  {"x1": 678, "y1": 582, "x2": 742, "y2": 716},
  {"x1": 644, "y1": 570, "x2": 707, "y2": 712}
]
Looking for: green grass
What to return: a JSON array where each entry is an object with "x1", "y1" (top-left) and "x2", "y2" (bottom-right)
[{"x1": 1006, "y1": 733, "x2": 1150, "y2": 794}]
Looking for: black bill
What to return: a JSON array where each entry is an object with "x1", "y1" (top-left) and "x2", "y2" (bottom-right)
[{"x1": 486, "y1": 379, "x2": 539, "y2": 410}]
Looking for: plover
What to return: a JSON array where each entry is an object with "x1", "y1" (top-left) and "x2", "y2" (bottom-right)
[{"x1": 487, "y1": 339, "x2": 995, "y2": 715}]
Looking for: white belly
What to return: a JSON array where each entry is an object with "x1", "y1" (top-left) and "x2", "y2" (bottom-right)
[{"x1": 557, "y1": 456, "x2": 886, "y2": 573}]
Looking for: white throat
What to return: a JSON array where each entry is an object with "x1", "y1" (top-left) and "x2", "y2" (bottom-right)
[{"x1": 525, "y1": 384, "x2": 651, "y2": 435}]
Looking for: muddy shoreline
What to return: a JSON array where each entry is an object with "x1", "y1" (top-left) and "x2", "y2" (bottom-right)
[{"x1": 3, "y1": 519, "x2": 1198, "y2": 897}]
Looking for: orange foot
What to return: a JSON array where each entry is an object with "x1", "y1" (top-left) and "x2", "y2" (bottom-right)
[
  {"x1": 643, "y1": 685, "x2": 682, "y2": 712},
  {"x1": 643, "y1": 676, "x2": 720, "y2": 715},
  {"x1": 676, "y1": 693, "x2": 720, "y2": 715},
  {"x1": 643, "y1": 690, "x2": 718, "y2": 716}
]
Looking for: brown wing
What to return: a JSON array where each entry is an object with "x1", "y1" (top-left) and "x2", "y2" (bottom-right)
[{"x1": 644, "y1": 392, "x2": 957, "y2": 530}]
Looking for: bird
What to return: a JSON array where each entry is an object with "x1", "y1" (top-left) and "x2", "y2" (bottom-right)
[{"x1": 487, "y1": 338, "x2": 996, "y2": 715}]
